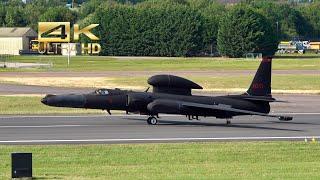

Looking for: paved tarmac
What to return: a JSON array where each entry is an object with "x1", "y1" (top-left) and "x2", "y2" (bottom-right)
[{"x1": 0, "y1": 114, "x2": 319, "y2": 144}]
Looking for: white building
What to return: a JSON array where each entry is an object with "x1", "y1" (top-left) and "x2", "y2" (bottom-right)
[
  {"x1": 21, "y1": 0, "x2": 32, "y2": 4},
  {"x1": 0, "y1": 27, "x2": 37, "y2": 55}
]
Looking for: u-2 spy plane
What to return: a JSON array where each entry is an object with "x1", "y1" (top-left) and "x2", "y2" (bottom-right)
[{"x1": 41, "y1": 57, "x2": 292, "y2": 125}]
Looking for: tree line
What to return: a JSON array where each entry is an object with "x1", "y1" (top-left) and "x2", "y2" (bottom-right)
[{"x1": 0, "y1": 0, "x2": 320, "y2": 57}]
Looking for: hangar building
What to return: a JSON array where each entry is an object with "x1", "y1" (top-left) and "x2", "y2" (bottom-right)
[{"x1": 0, "y1": 27, "x2": 37, "y2": 55}]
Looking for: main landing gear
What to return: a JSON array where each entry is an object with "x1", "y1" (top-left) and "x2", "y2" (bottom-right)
[
  {"x1": 147, "y1": 116, "x2": 158, "y2": 125},
  {"x1": 187, "y1": 115, "x2": 199, "y2": 121},
  {"x1": 226, "y1": 119, "x2": 231, "y2": 125}
]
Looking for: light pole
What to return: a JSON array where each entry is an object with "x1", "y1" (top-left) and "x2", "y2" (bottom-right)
[
  {"x1": 276, "y1": 21, "x2": 279, "y2": 39},
  {"x1": 67, "y1": 43, "x2": 71, "y2": 67}
]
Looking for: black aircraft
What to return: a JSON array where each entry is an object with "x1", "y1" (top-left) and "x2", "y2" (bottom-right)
[{"x1": 41, "y1": 57, "x2": 292, "y2": 125}]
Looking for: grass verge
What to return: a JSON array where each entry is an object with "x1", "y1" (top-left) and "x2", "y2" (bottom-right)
[
  {"x1": 0, "y1": 142, "x2": 320, "y2": 179},
  {"x1": 1, "y1": 74, "x2": 319, "y2": 93},
  {"x1": 0, "y1": 56, "x2": 319, "y2": 71}
]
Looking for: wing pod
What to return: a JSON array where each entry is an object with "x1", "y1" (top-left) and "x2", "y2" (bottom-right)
[
  {"x1": 148, "y1": 75, "x2": 202, "y2": 95},
  {"x1": 147, "y1": 99, "x2": 184, "y2": 115}
]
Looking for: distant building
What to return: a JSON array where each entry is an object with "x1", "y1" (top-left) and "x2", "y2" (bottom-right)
[
  {"x1": 218, "y1": 0, "x2": 242, "y2": 4},
  {"x1": 21, "y1": 0, "x2": 32, "y2": 4},
  {"x1": 0, "y1": 27, "x2": 37, "y2": 55},
  {"x1": 66, "y1": 0, "x2": 85, "y2": 9}
]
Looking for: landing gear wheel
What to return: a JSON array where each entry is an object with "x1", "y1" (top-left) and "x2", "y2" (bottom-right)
[
  {"x1": 147, "y1": 116, "x2": 158, "y2": 125},
  {"x1": 226, "y1": 119, "x2": 231, "y2": 125}
]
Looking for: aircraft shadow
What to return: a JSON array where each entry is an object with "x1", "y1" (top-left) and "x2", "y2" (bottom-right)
[
  {"x1": 126, "y1": 117, "x2": 302, "y2": 132},
  {"x1": 269, "y1": 121, "x2": 320, "y2": 125}
]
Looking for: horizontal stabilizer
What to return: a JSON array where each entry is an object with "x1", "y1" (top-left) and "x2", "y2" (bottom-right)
[{"x1": 240, "y1": 96, "x2": 289, "y2": 103}]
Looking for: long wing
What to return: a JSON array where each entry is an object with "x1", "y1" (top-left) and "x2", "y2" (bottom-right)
[{"x1": 181, "y1": 101, "x2": 293, "y2": 121}]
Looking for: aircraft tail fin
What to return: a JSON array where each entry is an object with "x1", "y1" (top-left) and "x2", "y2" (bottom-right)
[{"x1": 245, "y1": 56, "x2": 272, "y2": 97}]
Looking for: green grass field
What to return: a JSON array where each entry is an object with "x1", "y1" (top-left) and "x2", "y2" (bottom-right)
[
  {"x1": 0, "y1": 142, "x2": 320, "y2": 179},
  {"x1": 97, "y1": 75, "x2": 320, "y2": 92},
  {"x1": 1, "y1": 55, "x2": 319, "y2": 71}
]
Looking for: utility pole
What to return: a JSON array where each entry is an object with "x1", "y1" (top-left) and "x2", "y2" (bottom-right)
[
  {"x1": 276, "y1": 21, "x2": 279, "y2": 39},
  {"x1": 67, "y1": 43, "x2": 70, "y2": 67}
]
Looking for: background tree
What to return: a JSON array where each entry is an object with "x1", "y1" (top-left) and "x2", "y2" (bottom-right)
[
  {"x1": 94, "y1": 3, "x2": 204, "y2": 56},
  {"x1": 299, "y1": 2, "x2": 320, "y2": 40},
  {"x1": 1, "y1": 0, "x2": 319, "y2": 57},
  {"x1": 249, "y1": 0, "x2": 312, "y2": 40},
  {"x1": 3, "y1": 0, "x2": 23, "y2": 6},
  {"x1": 188, "y1": 0, "x2": 225, "y2": 55},
  {"x1": 79, "y1": 0, "x2": 114, "y2": 19},
  {"x1": 5, "y1": 6, "x2": 26, "y2": 27},
  {"x1": 217, "y1": 5, "x2": 278, "y2": 57},
  {"x1": 23, "y1": 3, "x2": 46, "y2": 30},
  {"x1": 39, "y1": 7, "x2": 77, "y2": 24},
  {"x1": 0, "y1": 4, "x2": 5, "y2": 26}
]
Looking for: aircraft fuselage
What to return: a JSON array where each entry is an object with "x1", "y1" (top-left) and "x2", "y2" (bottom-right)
[{"x1": 41, "y1": 90, "x2": 270, "y2": 118}]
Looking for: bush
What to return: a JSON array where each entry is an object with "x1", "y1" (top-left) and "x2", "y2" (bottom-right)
[
  {"x1": 39, "y1": 7, "x2": 77, "y2": 25},
  {"x1": 217, "y1": 5, "x2": 278, "y2": 58},
  {"x1": 94, "y1": 4, "x2": 204, "y2": 56}
]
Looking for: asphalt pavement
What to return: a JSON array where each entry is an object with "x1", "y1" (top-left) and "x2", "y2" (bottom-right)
[{"x1": 0, "y1": 114, "x2": 319, "y2": 144}]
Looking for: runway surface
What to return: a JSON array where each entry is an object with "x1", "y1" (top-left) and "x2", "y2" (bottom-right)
[{"x1": 0, "y1": 114, "x2": 319, "y2": 144}]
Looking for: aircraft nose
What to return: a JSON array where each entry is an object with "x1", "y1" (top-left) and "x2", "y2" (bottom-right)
[
  {"x1": 41, "y1": 94, "x2": 86, "y2": 108},
  {"x1": 41, "y1": 94, "x2": 55, "y2": 105},
  {"x1": 41, "y1": 97, "x2": 46, "y2": 104}
]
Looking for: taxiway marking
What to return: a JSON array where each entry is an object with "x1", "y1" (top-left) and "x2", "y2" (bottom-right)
[
  {"x1": 0, "y1": 125, "x2": 95, "y2": 128},
  {"x1": 0, "y1": 136, "x2": 319, "y2": 144}
]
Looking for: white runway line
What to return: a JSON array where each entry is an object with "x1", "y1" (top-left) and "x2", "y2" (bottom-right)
[
  {"x1": 272, "y1": 113, "x2": 320, "y2": 115},
  {"x1": 0, "y1": 125, "x2": 95, "y2": 128},
  {"x1": 0, "y1": 115, "x2": 108, "y2": 119},
  {"x1": 1, "y1": 136, "x2": 320, "y2": 143}
]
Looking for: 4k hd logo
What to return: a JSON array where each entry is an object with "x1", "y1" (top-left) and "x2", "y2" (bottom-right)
[{"x1": 37, "y1": 22, "x2": 101, "y2": 55}]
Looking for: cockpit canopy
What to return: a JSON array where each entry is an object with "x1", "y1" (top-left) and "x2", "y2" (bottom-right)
[
  {"x1": 94, "y1": 89, "x2": 109, "y2": 95},
  {"x1": 93, "y1": 88, "x2": 128, "y2": 96}
]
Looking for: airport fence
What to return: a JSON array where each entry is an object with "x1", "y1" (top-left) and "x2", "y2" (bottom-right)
[{"x1": 0, "y1": 54, "x2": 13, "y2": 68}]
